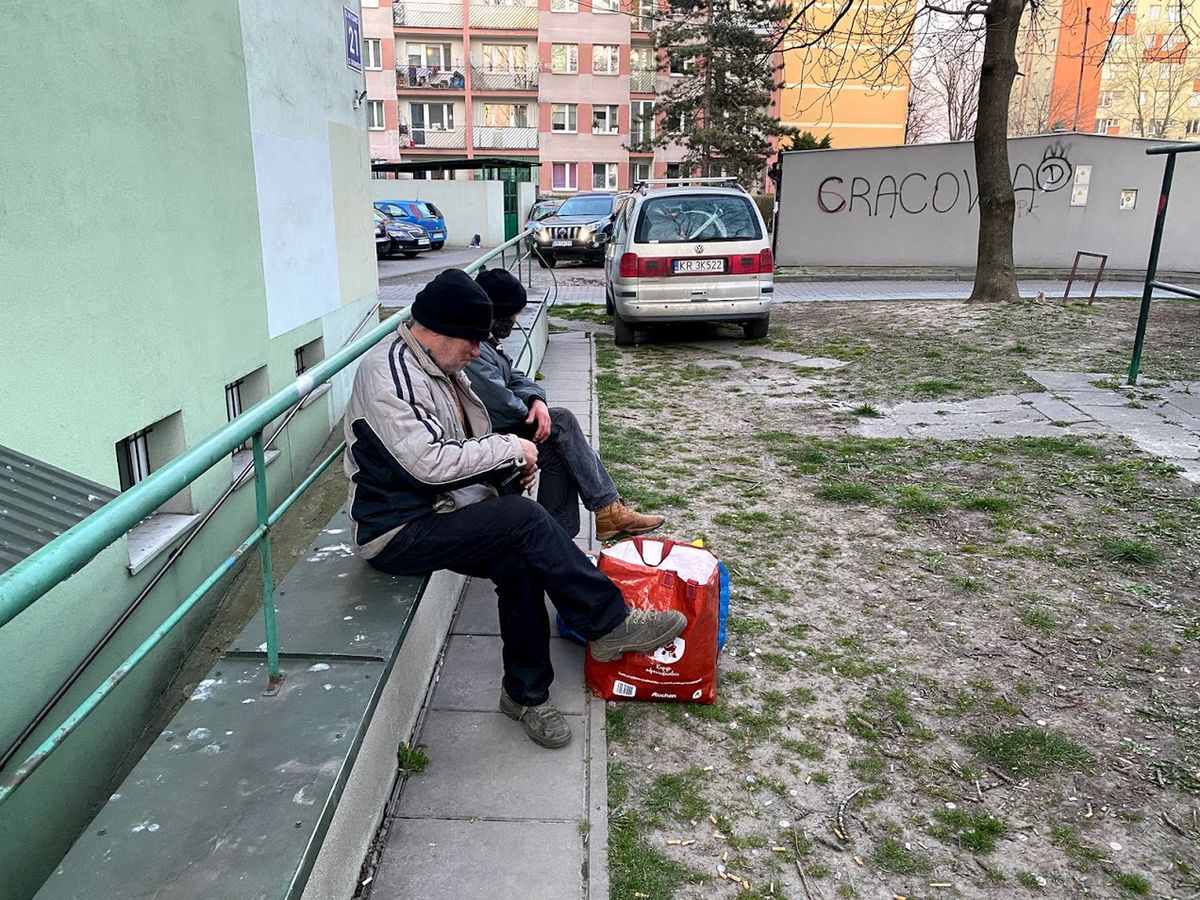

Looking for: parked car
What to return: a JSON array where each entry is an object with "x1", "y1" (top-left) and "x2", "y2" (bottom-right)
[
  {"x1": 374, "y1": 200, "x2": 447, "y2": 249},
  {"x1": 602, "y1": 182, "x2": 773, "y2": 345},
  {"x1": 378, "y1": 211, "x2": 433, "y2": 257},
  {"x1": 523, "y1": 198, "x2": 562, "y2": 246},
  {"x1": 373, "y1": 211, "x2": 391, "y2": 258},
  {"x1": 530, "y1": 192, "x2": 627, "y2": 267}
]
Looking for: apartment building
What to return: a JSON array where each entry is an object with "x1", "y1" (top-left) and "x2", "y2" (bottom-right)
[
  {"x1": 361, "y1": 0, "x2": 684, "y2": 194},
  {"x1": 1013, "y1": 0, "x2": 1200, "y2": 140},
  {"x1": 777, "y1": 1, "x2": 916, "y2": 148}
]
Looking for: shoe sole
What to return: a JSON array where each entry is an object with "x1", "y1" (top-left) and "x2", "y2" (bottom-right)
[
  {"x1": 500, "y1": 698, "x2": 572, "y2": 749},
  {"x1": 595, "y1": 520, "x2": 664, "y2": 542},
  {"x1": 589, "y1": 612, "x2": 686, "y2": 662}
]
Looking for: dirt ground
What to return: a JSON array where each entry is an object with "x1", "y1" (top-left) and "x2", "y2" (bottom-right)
[{"x1": 569, "y1": 298, "x2": 1200, "y2": 900}]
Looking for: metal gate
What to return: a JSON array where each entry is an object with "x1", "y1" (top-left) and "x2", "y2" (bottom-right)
[{"x1": 502, "y1": 178, "x2": 519, "y2": 241}]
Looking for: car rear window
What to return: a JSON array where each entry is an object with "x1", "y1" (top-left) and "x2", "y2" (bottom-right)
[
  {"x1": 414, "y1": 201, "x2": 439, "y2": 218},
  {"x1": 557, "y1": 196, "x2": 615, "y2": 217},
  {"x1": 634, "y1": 194, "x2": 762, "y2": 244}
]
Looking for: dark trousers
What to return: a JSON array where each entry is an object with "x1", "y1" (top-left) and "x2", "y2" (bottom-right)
[
  {"x1": 504, "y1": 407, "x2": 619, "y2": 539},
  {"x1": 367, "y1": 495, "x2": 628, "y2": 706}
]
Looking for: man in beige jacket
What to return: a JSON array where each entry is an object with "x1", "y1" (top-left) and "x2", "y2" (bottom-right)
[{"x1": 344, "y1": 269, "x2": 684, "y2": 748}]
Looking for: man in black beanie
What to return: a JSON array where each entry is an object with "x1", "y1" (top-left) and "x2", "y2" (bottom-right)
[
  {"x1": 468, "y1": 267, "x2": 664, "y2": 541},
  {"x1": 343, "y1": 269, "x2": 684, "y2": 748}
]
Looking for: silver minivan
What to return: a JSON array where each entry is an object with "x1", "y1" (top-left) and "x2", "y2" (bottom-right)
[{"x1": 603, "y1": 182, "x2": 773, "y2": 346}]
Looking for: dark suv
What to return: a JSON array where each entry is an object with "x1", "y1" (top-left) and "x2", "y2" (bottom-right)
[{"x1": 530, "y1": 192, "x2": 626, "y2": 267}]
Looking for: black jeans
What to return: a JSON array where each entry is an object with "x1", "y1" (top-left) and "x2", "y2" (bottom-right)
[
  {"x1": 504, "y1": 407, "x2": 619, "y2": 538},
  {"x1": 367, "y1": 495, "x2": 628, "y2": 706}
]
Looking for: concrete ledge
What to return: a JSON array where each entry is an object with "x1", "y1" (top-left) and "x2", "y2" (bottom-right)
[
  {"x1": 37, "y1": 519, "x2": 466, "y2": 900},
  {"x1": 303, "y1": 569, "x2": 465, "y2": 900}
]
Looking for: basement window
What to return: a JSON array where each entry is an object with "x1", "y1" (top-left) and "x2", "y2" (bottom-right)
[
  {"x1": 118, "y1": 411, "x2": 199, "y2": 575},
  {"x1": 228, "y1": 366, "x2": 281, "y2": 489}
]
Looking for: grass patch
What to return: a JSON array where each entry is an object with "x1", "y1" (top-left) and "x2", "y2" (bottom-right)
[
  {"x1": 645, "y1": 768, "x2": 709, "y2": 823},
  {"x1": 1049, "y1": 824, "x2": 1106, "y2": 864},
  {"x1": 815, "y1": 481, "x2": 877, "y2": 503},
  {"x1": 853, "y1": 403, "x2": 883, "y2": 418},
  {"x1": 609, "y1": 811, "x2": 699, "y2": 900},
  {"x1": 913, "y1": 379, "x2": 963, "y2": 397},
  {"x1": 871, "y1": 837, "x2": 933, "y2": 875},
  {"x1": 894, "y1": 486, "x2": 947, "y2": 516},
  {"x1": 1021, "y1": 606, "x2": 1060, "y2": 630},
  {"x1": 396, "y1": 741, "x2": 429, "y2": 774},
  {"x1": 930, "y1": 808, "x2": 1006, "y2": 853},
  {"x1": 961, "y1": 493, "x2": 1019, "y2": 513},
  {"x1": 1100, "y1": 538, "x2": 1164, "y2": 566},
  {"x1": 967, "y1": 727, "x2": 1092, "y2": 776},
  {"x1": 1111, "y1": 872, "x2": 1151, "y2": 896}
]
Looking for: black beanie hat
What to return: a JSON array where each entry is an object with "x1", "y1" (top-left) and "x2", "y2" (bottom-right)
[
  {"x1": 411, "y1": 269, "x2": 493, "y2": 341},
  {"x1": 474, "y1": 267, "x2": 528, "y2": 318}
]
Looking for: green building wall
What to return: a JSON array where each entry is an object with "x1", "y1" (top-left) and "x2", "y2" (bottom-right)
[{"x1": 0, "y1": 4, "x2": 376, "y2": 896}]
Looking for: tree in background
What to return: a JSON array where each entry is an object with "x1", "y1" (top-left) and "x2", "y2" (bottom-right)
[
  {"x1": 917, "y1": 25, "x2": 982, "y2": 140},
  {"x1": 653, "y1": 0, "x2": 805, "y2": 189},
  {"x1": 1102, "y1": 21, "x2": 1200, "y2": 138},
  {"x1": 905, "y1": 83, "x2": 938, "y2": 143}
]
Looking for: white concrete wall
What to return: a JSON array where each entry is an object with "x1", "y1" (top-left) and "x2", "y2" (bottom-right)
[
  {"x1": 776, "y1": 134, "x2": 1200, "y2": 271},
  {"x1": 371, "y1": 180, "x2": 507, "y2": 246},
  {"x1": 239, "y1": 0, "x2": 377, "y2": 338}
]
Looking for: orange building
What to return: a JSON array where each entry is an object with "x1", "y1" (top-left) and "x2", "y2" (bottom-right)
[
  {"x1": 1014, "y1": 0, "x2": 1200, "y2": 140},
  {"x1": 777, "y1": 1, "x2": 915, "y2": 148}
]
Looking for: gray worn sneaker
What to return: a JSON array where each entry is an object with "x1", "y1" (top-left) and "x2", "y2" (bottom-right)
[
  {"x1": 500, "y1": 692, "x2": 572, "y2": 748},
  {"x1": 588, "y1": 608, "x2": 687, "y2": 662}
]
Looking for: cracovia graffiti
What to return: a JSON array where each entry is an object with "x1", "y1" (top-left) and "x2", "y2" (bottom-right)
[{"x1": 816, "y1": 143, "x2": 1073, "y2": 219}]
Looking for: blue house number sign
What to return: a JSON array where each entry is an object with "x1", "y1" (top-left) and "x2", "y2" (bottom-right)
[{"x1": 344, "y1": 7, "x2": 363, "y2": 73}]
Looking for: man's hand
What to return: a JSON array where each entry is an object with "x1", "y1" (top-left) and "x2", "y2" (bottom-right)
[
  {"x1": 525, "y1": 399, "x2": 552, "y2": 442},
  {"x1": 516, "y1": 438, "x2": 539, "y2": 493}
]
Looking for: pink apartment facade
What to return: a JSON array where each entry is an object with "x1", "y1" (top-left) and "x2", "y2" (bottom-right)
[{"x1": 360, "y1": 0, "x2": 686, "y2": 195}]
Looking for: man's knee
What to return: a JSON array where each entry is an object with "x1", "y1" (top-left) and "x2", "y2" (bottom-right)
[
  {"x1": 549, "y1": 407, "x2": 581, "y2": 435},
  {"x1": 492, "y1": 493, "x2": 556, "y2": 529}
]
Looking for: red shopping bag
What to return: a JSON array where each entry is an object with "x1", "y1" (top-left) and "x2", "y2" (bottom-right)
[{"x1": 586, "y1": 537, "x2": 720, "y2": 704}]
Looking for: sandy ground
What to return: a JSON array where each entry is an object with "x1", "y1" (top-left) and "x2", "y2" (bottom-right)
[{"x1": 576, "y1": 298, "x2": 1200, "y2": 900}]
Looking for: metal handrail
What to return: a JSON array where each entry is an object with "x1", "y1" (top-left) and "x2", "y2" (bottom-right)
[
  {"x1": 0, "y1": 303, "x2": 384, "y2": 774},
  {"x1": 0, "y1": 228, "x2": 537, "y2": 806}
]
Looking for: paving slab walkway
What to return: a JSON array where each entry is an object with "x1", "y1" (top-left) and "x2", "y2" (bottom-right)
[
  {"x1": 380, "y1": 269, "x2": 1177, "y2": 311},
  {"x1": 858, "y1": 370, "x2": 1200, "y2": 484},
  {"x1": 367, "y1": 331, "x2": 608, "y2": 900}
]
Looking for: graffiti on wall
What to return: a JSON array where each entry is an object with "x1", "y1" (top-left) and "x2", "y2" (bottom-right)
[{"x1": 816, "y1": 142, "x2": 1074, "y2": 219}]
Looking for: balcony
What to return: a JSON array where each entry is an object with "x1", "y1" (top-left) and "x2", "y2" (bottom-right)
[
  {"x1": 468, "y1": 1, "x2": 538, "y2": 29},
  {"x1": 394, "y1": 1, "x2": 463, "y2": 28},
  {"x1": 631, "y1": 13, "x2": 657, "y2": 32},
  {"x1": 473, "y1": 125, "x2": 539, "y2": 149},
  {"x1": 396, "y1": 64, "x2": 467, "y2": 90},
  {"x1": 630, "y1": 69, "x2": 655, "y2": 93},
  {"x1": 471, "y1": 66, "x2": 539, "y2": 91},
  {"x1": 401, "y1": 126, "x2": 467, "y2": 148}
]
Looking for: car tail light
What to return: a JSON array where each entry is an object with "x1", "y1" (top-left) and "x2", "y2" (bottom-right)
[
  {"x1": 638, "y1": 257, "x2": 668, "y2": 278},
  {"x1": 619, "y1": 253, "x2": 639, "y2": 278},
  {"x1": 728, "y1": 254, "x2": 760, "y2": 275},
  {"x1": 759, "y1": 248, "x2": 774, "y2": 274}
]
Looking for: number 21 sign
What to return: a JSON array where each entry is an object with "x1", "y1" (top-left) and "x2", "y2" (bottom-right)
[{"x1": 344, "y1": 7, "x2": 363, "y2": 73}]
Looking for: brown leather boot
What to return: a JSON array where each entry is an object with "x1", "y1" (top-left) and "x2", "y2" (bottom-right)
[{"x1": 595, "y1": 500, "x2": 664, "y2": 541}]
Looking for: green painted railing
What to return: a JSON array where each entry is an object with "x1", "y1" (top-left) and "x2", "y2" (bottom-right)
[{"x1": 0, "y1": 229, "x2": 551, "y2": 806}]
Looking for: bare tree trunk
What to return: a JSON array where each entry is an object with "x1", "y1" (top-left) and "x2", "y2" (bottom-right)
[{"x1": 969, "y1": 0, "x2": 1026, "y2": 303}]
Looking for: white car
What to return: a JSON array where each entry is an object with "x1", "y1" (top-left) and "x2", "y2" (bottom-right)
[{"x1": 603, "y1": 181, "x2": 774, "y2": 346}]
